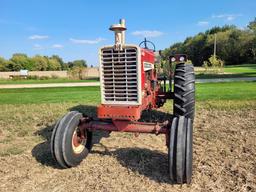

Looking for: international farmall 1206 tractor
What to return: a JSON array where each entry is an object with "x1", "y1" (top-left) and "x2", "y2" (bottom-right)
[{"x1": 51, "y1": 19, "x2": 195, "y2": 184}]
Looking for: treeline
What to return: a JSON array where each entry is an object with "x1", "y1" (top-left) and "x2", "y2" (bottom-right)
[
  {"x1": 0, "y1": 54, "x2": 88, "y2": 71},
  {"x1": 161, "y1": 18, "x2": 256, "y2": 66}
]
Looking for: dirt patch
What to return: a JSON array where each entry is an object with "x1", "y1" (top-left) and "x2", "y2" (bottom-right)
[{"x1": 0, "y1": 104, "x2": 255, "y2": 191}]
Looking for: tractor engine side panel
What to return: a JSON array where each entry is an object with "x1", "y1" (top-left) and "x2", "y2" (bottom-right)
[{"x1": 140, "y1": 48, "x2": 159, "y2": 108}]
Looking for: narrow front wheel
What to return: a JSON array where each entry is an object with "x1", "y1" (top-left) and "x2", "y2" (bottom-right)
[
  {"x1": 51, "y1": 111, "x2": 93, "y2": 168},
  {"x1": 168, "y1": 116, "x2": 193, "y2": 184}
]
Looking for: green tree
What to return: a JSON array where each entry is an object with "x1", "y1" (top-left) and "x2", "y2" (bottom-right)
[
  {"x1": 205, "y1": 25, "x2": 236, "y2": 35},
  {"x1": 31, "y1": 55, "x2": 48, "y2": 71},
  {"x1": 10, "y1": 53, "x2": 36, "y2": 70},
  {"x1": 50, "y1": 55, "x2": 67, "y2": 70},
  {"x1": 248, "y1": 17, "x2": 256, "y2": 32},
  {"x1": 67, "y1": 59, "x2": 87, "y2": 79},
  {"x1": 203, "y1": 55, "x2": 224, "y2": 71},
  {"x1": 47, "y1": 58, "x2": 61, "y2": 70},
  {"x1": 6, "y1": 60, "x2": 23, "y2": 71},
  {"x1": 70, "y1": 59, "x2": 87, "y2": 68},
  {"x1": 0, "y1": 57, "x2": 8, "y2": 71},
  {"x1": 163, "y1": 19, "x2": 256, "y2": 66}
]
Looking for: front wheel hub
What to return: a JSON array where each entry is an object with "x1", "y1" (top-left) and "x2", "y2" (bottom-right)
[{"x1": 72, "y1": 129, "x2": 86, "y2": 154}]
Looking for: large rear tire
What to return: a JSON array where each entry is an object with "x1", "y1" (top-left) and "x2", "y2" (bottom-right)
[
  {"x1": 173, "y1": 63, "x2": 195, "y2": 120},
  {"x1": 168, "y1": 116, "x2": 193, "y2": 184},
  {"x1": 51, "y1": 111, "x2": 93, "y2": 168}
]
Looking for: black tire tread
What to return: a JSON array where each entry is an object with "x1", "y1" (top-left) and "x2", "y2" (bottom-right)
[
  {"x1": 175, "y1": 116, "x2": 186, "y2": 183},
  {"x1": 53, "y1": 111, "x2": 78, "y2": 168},
  {"x1": 168, "y1": 117, "x2": 178, "y2": 182},
  {"x1": 185, "y1": 118, "x2": 193, "y2": 184},
  {"x1": 62, "y1": 112, "x2": 83, "y2": 167},
  {"x1": 173, "y1": 63, "x2": 195, "y2": 120},
  {"x1": 168, "y1": 116, "x2": 193, "y2": 184}
]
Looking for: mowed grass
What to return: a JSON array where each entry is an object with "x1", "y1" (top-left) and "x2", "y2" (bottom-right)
[
  {"x1": 196, "y1": 81, "x2": 256, "y2": 100},
  {"x1": 195, "y1": 64, "x2": 256, "y2": 79},
  {"x1": 224, "y1": 64, "x2": 256, "y2": 74},
  {"x1": 0, "y1": 86, "x2": 101, "y2": 105},
  {"x1": 0, "y1": 78, "x2": 99, "y2": 84},
  {"x1": 0, "y1": 81, "x2": 255, "y2": 105}
]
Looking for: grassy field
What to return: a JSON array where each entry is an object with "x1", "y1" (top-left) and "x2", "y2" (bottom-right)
[
  {"x1": 0, "y1": 78, "x2": 98, "y2": 84},
  {"x1": 224, "y1": 64, "x2": 256, "y2": 73},
  {"x1": 195, "y1": 63, "x2": 256, "y2": 79},
  {"x1": 0, "y1": 81, "x2": 255, "y2": 105},
  {"x1": 0, "y1": 82, "x2": 255, "y2": 191}
]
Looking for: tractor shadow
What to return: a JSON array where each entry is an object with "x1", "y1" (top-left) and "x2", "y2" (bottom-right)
[
  {"x1": 92, "y1": 147, "x2": 172, "y2": 184},
  {"x1": 140, "y1": 109, "x2": 173, "y2": 123},
  {"x1": 32, "y1": 124, "x2": 59, "y2": 168},
  {"x1": 31, "y1": 105, "x2": 110, "y2": 168}
]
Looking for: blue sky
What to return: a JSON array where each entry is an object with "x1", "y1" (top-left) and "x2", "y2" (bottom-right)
[{"x1": 0, "y1": 0, "x2": 255, "y2": 66}]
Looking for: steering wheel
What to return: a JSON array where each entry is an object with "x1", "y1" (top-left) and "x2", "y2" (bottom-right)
[{"x1": 139, "y1": 38, "x2": 156, "y2": 52}]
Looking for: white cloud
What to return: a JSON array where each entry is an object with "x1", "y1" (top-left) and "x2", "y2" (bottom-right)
[
  {"x1": 131, "y1": 30, "x2": 164, "y2": 38},
  {"x1": 29, "y1": 35, "x2": 49, "y2": 40},
  {"x1": 197, "y1": 21, "x2": 209, "y2": 26},
  {"x1": 227, "y1": 15, "x2": 236, "y2": 21},
  {"x1": 212, "y1": 14, "x2": 242, "y2": 21},
  {"x1": 70, "y1": 37, "x2": 105, "y2": 44},
  {"x1": 52, "y1": 44, "x2": 64, "y2": 49},
  {"x1": 33, "y1": 44, "x2": 44, "y2": 50}
]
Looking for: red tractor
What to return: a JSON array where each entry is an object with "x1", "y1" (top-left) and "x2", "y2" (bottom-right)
[{"x1": 51, "y1": 19, "x2": 195, "y2": 184}]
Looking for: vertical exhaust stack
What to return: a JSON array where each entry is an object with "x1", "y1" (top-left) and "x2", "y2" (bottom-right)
[{"x1": 109, "y1": 19, "x2": 126, "y2": 51}]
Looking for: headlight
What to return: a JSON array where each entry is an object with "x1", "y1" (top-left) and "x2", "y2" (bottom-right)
[
  {"x1": 171, "y1": 57, "x2": 176, "y2": 62},
  {"x1": 179, "y1": 56, "x2": 185, "y2": 62}
]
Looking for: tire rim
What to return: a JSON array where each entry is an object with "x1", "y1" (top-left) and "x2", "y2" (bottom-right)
[{"x1": 72, "y1": 128, "x2": 86, "y2": 154}]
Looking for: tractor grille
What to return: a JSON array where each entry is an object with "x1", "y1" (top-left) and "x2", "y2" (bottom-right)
[{"x1": 100, "y1": 47, "x2": 139, "y2": 104}]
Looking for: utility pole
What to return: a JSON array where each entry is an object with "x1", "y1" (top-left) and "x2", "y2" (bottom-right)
[{"x1": 213, "y1": 33, "x2": 217, "y2": 59}]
